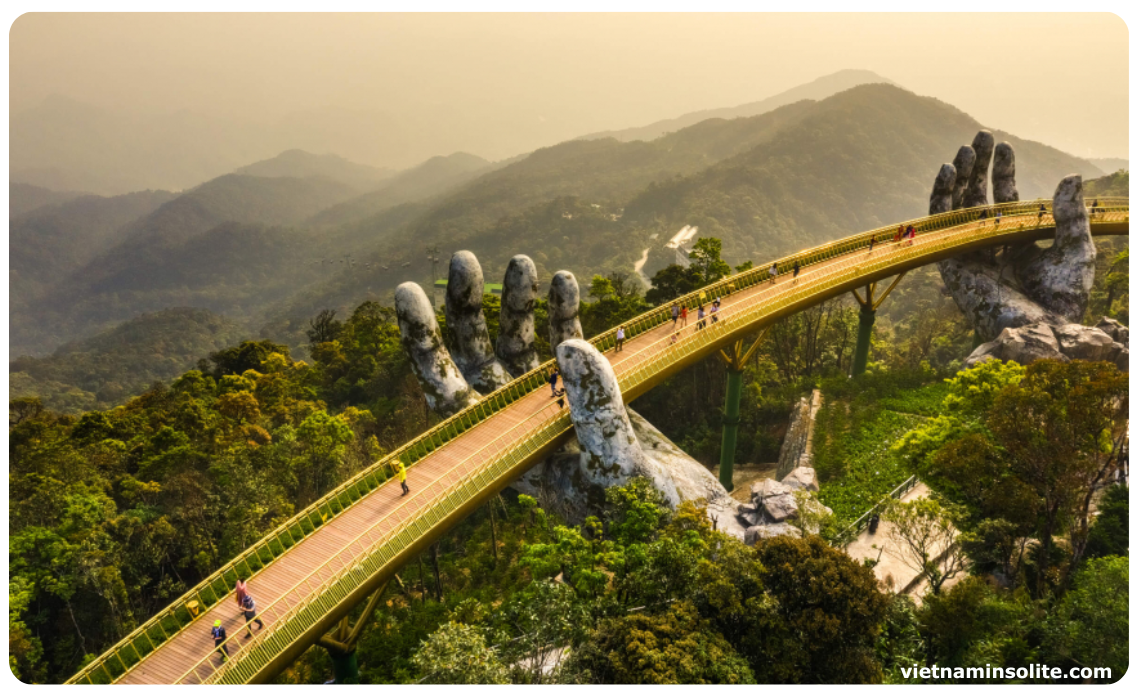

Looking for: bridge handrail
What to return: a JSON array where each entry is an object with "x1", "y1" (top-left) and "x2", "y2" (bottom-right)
[{"x1": 66, "y1": 196, "x2": 1128, "y2": 683}]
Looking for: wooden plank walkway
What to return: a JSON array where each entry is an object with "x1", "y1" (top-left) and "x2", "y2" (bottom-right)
[{"x1": 108, "y1": 206, "x2": 1125, "y2": 684}]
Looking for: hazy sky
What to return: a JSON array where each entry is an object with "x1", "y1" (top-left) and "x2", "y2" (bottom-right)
[{"x1": 10, "y1": 12, "x2": 1129, "y2": 164}]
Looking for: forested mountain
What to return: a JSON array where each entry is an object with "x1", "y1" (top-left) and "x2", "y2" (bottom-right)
[
  {"x1": 9, "y1": 182, "x2": 89, "y2": 217},
  {"x1": 262, "y1": 84, "x2": 1101, "y2": 342},
  {"x1": 234, "y1": 149, "x2": 395, "y2": 190},
  {"x1": 306, "y1": 152, "x2": 494, "y2": 229},
  {"x1": 9, "y1": 307, "x2": 245, "y2": 412},
  {"x1": 11, "y1": 83, "x2": 1106, "y2": 368},
  {"x1": 624, "y1": 83, "x2": 1104, "y2": 272},
  {"x1": 11, "y1": 174, "x2": 357, "y2": 355},
  {"x1": 579, "y1": 69, "x2": 898, "y2": 142},
  {"x1": 10, "y1": 188, "x2": 177, "y2": 311}
]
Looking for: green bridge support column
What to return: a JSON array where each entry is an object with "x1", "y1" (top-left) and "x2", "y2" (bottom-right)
[
  {"x1": 718, "y1": 367, "x2": 744, "y2": 491},
  {"x1": 851, "y1": 305, "x2": 876, "y2": 377},
  {"x1": 849, "y1": 273, "x2": 907, "y2": 378},
  {"x1": 330, "y1": 650, "x2": 359, "y2": 684},
  {"x1": 715, "y1": 329, "x2": 770, "y2": 493}
]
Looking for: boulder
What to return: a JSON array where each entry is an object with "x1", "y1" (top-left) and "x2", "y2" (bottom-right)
[
  {"x1": 1115, "y1": 348, "x2": 1130, "y2": 373},
  {"x1": 761, "y1": 491, "x2": 798, "y2": 523},
  {"x1": 965, "y1": 322, "x2": 1068, "y2": 368},
  {"x1": 751, "y1": 478, "x2": 793, "y2": 503},
  {"x1": 1052, "y1": 323, "x2": 1127, "y2": 363},
  {"x1": 1095, "y1": 317, "x2": 1130, "y2": 346},
  {"x1": 781, "y1": 466, "x2": 819, "y2": 492},
  {"x1": 744, "y1": 523, "x2": 801, "y2": 546}
]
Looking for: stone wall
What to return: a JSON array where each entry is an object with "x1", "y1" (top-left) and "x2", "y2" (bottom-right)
[{"x1": 776, "y1": 389, "x2": 822, "y2": 479}]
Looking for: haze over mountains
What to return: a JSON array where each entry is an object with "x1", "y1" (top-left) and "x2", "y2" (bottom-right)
[{"x1": 9, "y1": 78, "x2": 1117, "y2": 408}]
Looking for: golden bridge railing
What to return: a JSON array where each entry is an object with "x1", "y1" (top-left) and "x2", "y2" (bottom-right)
[{"x1": 67, "y1": 196, "x2": 1127, "y2": 684}]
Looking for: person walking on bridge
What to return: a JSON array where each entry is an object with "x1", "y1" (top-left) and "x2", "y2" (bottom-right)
[
  {"x1": 1038, "y1": 202, "x2": 1047, "y2": 223},
  {"x1": 671, "y1": 302, "x2": 680, "y2": 327},
  {"x1": 211, "y1": 620, "x2": 230, "y2": 663},
  {"x1": 548, "y1": 367, "x2": 560, "y2": 397},
  {"x1": 769, "y1": 262, "x2": 778, "y2": 284},
  {"x1": 615, "y1": 325, "x2": 626, "y2": 352},
  {"x1": 680, "y1": 305, "x2": 689, "y2": 327},
  {"x1": 235, "y1": 580, "x2": 264, "y2": 638},
  {"x1": 696, "y1": 305, "x2": 706, "y2": 330},
  {"x1": 392, "y1": 460, "x2": 410, "y2": 496},
  {"x1": 792, "y1": 259, "x2": 801, "y2": 284},
  {"x1": 868, "y1": 235, "x2": 876, "y2": 254}
]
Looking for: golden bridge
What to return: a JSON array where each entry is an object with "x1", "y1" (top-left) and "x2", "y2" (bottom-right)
[{"x1": 68, "y1": 197, "x2": 1128, "y2": 684}]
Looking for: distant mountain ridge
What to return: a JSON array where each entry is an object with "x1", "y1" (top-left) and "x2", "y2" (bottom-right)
[
  {"x1": 233, "y1": 149, "x2": 396, "y2": 190},
  {"x1": 9, "y1": 182, "x2": 90, "y2": 217},
  {"x1": 578, "y1": 69, "x2": 900, "y2": 143}
]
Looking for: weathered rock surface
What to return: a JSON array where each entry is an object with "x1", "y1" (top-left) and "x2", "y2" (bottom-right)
[
  {"x1": 966, "y1": 320, "x2": 1129, "y2": 371},
  {"x1": 1014, "y1": 176, "x2": 1096, "y2": 323},
  {"x1": 930, "y1": 163, "x2": 956, "y2": 215},
  {"x1": 744, "y1": 523, "x2": 801, "y2": 545},
  {"x1": 444, "y1": 251, "x2": 513, "y2": 392},
  {"x1": 992, "y1": 141, "x2": 1019, "y2": 204},
  {"x1": 775, "y1": 389, "x2": 822, "y2": 479},
  {"x1": 965, "y1": 322, "x2": 1068, "y2": 367},
  {"x1": 782, "y1": 466, "x2": 819, "y2": 492},
  {"x1": 628, "y1": 409, "x2": 725, "y2": 503},
  {"x1": 395, "y1": 281, "x2": 480, "y2": 416},
  {"x1": 1052, "y1": 323, "x2": 1128, "y2": 363},
  {"x1": 556, "y1": 339, "x2": 681, "y2": 507},
  {"x1": 1096, "y1": 317, "x2": 1130, "y2": 346},
  {"x1": 497, "y1": 255, "x2": 541, "y2": 377},
  {"x1": 962, "y1": 130, "x2": 995, "y2": 209},
  {"x1": 548, "y1": 271, "x2": 584, "y2": 352},
  {"x1": 950, "y1": 145, "x2": 976, "y2": 210}
]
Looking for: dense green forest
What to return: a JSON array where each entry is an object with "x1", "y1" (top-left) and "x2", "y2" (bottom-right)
[
  {"x1": 10, "y1": 229, "x2": 1129, "y2": 683},
  {"x1": 9, "y1": 308, "x2": 246, "y2": 413}
]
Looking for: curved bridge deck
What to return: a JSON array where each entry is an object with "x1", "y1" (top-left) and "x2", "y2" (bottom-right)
[{"x1": 69, "y1": 198, "x2": 1127, "y2": 684}]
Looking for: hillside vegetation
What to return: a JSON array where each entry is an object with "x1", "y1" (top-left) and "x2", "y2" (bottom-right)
[
  {"x1": 10, "y1": 308, "x2": 246, "y2": 412},
  {"x1": 10, "y1": 189, "x2": 178, "y2": 312}
]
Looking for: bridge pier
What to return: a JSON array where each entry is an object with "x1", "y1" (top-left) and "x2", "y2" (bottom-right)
[
  {"x1": 317, "y1": 579, "x2": 390, "y2": 684},
  {"x1": 716, "y1": 329, "x2": 770, "y2": 491},
  {"x1": 849, "y1": 273, "x2": 907, "y2": 377}
]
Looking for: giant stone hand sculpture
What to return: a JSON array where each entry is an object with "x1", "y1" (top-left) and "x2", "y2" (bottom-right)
[
  {"x1": 929, "y1": 130, "x2": 1128, "y2": 370},
  {"x1": 394, "y1": 251, "x2": 738, "y2": 528}
]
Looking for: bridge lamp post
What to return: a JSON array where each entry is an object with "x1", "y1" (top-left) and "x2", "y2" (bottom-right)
[
  {"x1": 716, "y1": 327, "x2": 770, "y2": 491},
  {"x1": 849, "y1": 273, "x2": 907, "y2": 377}
]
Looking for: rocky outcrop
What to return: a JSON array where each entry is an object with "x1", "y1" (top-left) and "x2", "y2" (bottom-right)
[
  {"x1": 776, "y1": 389, "x2": 822, "y2": 479},
  {"x1": 782, "y1": 466, "x2": 819, "y2": 492},
  {"x1": 737, "y1": 476, "x2": 832, "y2": 546},
  {"x1": 929, "y1": 132, "x2": 1127, "y2": 367},
  {"x1": 1096, "y1": 317, "x2": 1130, "y2": 345},
  {"x1": 965, "y1": 320, "x2": 1129, "y2": 371},
  {"x1": 394, "y1": 282, "x2": 480, "y2": 417}
]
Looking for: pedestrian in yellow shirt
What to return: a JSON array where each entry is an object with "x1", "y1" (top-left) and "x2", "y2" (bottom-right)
[{"x1": 392, "y1": 460, "x2": 409, "y2": 496}]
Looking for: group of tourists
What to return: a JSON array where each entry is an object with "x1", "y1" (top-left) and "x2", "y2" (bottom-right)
[{"x1": 209, "y1": 580, "x2": 265, "y2": 663}]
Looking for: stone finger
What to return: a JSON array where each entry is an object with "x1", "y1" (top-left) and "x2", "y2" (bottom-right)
[
  {"x1": 1014, "y1": 175, "x2": 1096, "y2": 322},
  {"x1": 929, "y1": 163, "x2": 956, "y2": 215},
  {"x1": 556, "y1": 339, "x2": 680, "y2": 507},
  {"x1": 962, "y1": 130, "x2": 995, "y2": 208},
  {"x1": 950, "y1": 145, "x2": 976, "y2": 210},
  {"x1": 444, "y1": 251, "x2": 511, "y2": 392},
  {"x1": 992, "y1": 142, "x2": 1019, "y2": 203},
  {"x1": 496, "y1": 255, "x2": 540, "y2": 377},
  {"x1": 394, "y1": 281, "x2": 479, "y2": 417},
  {"x1": 548, "y1": 270, "x2": 583, "y2": 354}
]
